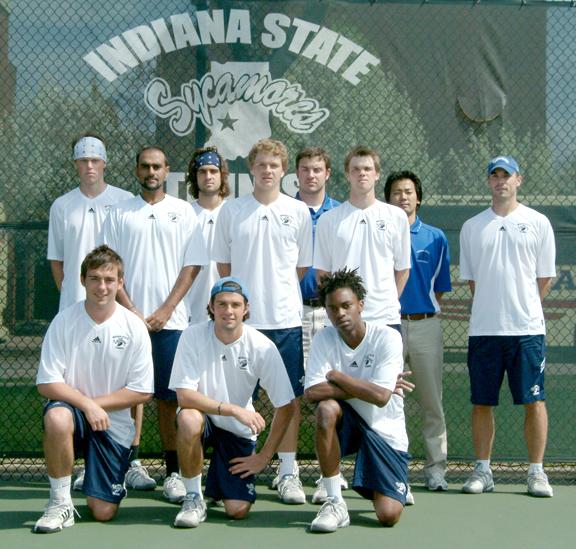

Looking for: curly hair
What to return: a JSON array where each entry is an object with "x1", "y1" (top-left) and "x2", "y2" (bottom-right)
[
  {"x1": 187, "y1": 147, "x2": 231, "y2": 200},
  {"x1": 318, "y1": 267, "x2": 367, "y2": 306}
]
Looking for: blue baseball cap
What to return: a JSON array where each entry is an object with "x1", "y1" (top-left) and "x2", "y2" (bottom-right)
[
  {"x1": 210, "y1": 277, "x2": 249, "y2": 301},
  {"x1": 487, "y1": 156, "x2": 520, "y2": 175}
]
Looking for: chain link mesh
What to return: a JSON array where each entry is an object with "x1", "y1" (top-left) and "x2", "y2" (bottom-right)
[{"x1": 1, "y1": 0, "x2": 575, "y2": 484}]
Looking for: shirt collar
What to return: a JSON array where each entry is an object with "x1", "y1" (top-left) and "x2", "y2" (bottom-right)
[{"x1": 410, "y1": 216, "x2": 422, "y2": 233}]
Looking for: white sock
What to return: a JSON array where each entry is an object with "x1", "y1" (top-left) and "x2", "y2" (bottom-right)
[
  {"x1": 182, "y1": 474, "x2": 203, "y2": 499},
  {"x1": 278, "y1": 453, "x2": 296, "y2": 478},
  {"x1": 528, "y1": 463, "x2": 544, "y2": 475},
  {"x1": 476, "y1": 460, "x2": 491, "y2": 472},
  {"x1": 323, "y1": 475, "x2": 343, "y2": 502},
  {"x1": 48, "y1": 475, "x2": 72, "y2": 503}
]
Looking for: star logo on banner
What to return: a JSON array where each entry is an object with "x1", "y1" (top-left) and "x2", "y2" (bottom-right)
[{"x1": 218, "y1": 112, "x2": 238, "y2": 131}]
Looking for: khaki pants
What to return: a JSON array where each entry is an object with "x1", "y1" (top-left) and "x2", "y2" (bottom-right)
[{"x1": 401, "y1": 315, "x2": 447, "y2": 476}]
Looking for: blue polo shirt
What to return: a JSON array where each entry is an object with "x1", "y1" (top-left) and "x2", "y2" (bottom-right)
[
  {"x1": 400, "y1": 216, "x2": 452, "y2": 314},
  {"x1": 296, "y1": 192, "x2": 340, "y2": 300}
]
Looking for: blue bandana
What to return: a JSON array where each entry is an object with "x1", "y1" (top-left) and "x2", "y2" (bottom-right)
[{"x1": 194, "y1": 151, "x2": 221, "y2": 169}]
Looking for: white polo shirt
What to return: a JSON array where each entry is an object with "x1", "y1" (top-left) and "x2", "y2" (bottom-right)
[
  {"x1": 169, "y1": 321, "x2": 295, "y2": 440},
  {"x1": 212, "y1": 193, "x2": 313, "y2": 329},
  {"x1": 185, "y1": 201, "x2": 223, "y2": 325},
  {"x1": 460, "y1": 204, "x2": 556, "y2": 336},
  {"x1": 305, "y1": 322, "x2": 408, "y2": 452},
  {"x1": 101, "y1": 194, "x2": 208, "y2": 330},
  {"x1": 314, "y1": 200, "x2": 411, "y2": 325},
  {"x1": 37, "y1": 302, "x2": 154, "y2": 448},
  {"x1": 47, "y1": 185, "x2": 133, "y2": 311}
]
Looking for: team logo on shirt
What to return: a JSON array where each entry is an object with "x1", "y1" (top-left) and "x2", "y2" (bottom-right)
[
  {"x1": 363, "y1": 353, "x2": 375, "y2": 368},
  {"x1": 395, "y1": 482, "x2": 407, "y2": 495},
  {"x1": 104, "y1": 204, "x2": 113, "y2": 212},
  {"x1": 349, "y1": 360, "x2": 359, "y2": 368},
  {"x1": 375, "y1": 220, "x2": 387, "y2": 231},
  {"x1": 88, "y1": 207, "x2": 95, "y2": 214},
  {"x1": 238, "y1": 356, "x2": 249, "y2": 370},
  {"x1": 112, "y1": 335, "x2": 129, "y2": 349},
  {"x1": 167, "y1": 211, "x2": 180, "y2": 223},
  {"x1": 91, "y1": 336, "x2": 102, "y2": 344},
  {"x1": 280, "y1": 214, "x2": 293, "y2": 226},
  {"x1": 516, "y1": 223, "x2": 529, "y2": 233}
]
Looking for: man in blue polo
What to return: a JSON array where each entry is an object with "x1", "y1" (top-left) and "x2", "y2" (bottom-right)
[
  {"x1": 295, "y1": 147, "x2": 341, "y2": 362},
  {"x1": 385, "y1": 170, "x2": 452, "y2": 493},
  {"x1": 294, "y1": 146, "x2": 346, "y2": 503}
]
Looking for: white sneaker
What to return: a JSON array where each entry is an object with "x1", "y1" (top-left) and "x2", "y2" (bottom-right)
[
  {"x1": 72, "y1": 469, "x2": 84, "y2": 491},
  {"x1": 405, "y1": 485, "x2": 415, "y2": 506},
  {"x1": 527, "y1": 471, "x2": 553, "y2": 498},
  {"x1": 174, "y1": 493, "x2": 207, "y2": 528},
  {"x1": 426, "y1": 472, "x2": 448, "y2": 491},
  {"x1": 462, "y1": 466, "x2": 494, "y2": 494},
  {"x1": 125, "y1": 460, "x2": 157, "y2": 490},
  {"x1": 34, "y1": 500, "x2": 76, "y2": 533},
  {"x1": 277, "y1": 474, "x2": 306, "y2": 504},
  {"x1": 271, "y1": 462, "x2": 299, "y2": 490},
  {"x1": 311, "y1": 474, "x2": 349, "y2": 504},
  {"x1": 310, "y1": 497, "x2": 350, "y2": 533},
  {"x1": 163, "y1": 473, "x2": 186, "y2": 503}
]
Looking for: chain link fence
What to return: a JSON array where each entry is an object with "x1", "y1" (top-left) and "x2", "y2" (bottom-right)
[{"x1": 1, "y1": 0, "x2": 575, "y2": 484}]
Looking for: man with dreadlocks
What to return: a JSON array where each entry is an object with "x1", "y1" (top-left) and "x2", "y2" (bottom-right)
[{"x1": 304, "y1": 268, "x2": 409, "y2": 533}]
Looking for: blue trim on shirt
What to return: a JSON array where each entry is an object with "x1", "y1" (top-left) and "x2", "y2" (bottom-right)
[
  {"x1": 400, "y1": 216, "x2": 452, "y2": 314},
  {"x1": 296, "y1": 192, "x2": 341, "y2": 300}
]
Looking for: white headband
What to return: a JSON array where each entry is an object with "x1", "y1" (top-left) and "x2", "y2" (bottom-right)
[{"x1": 73, "y1": 137, "x2": 107, "y2": 162}]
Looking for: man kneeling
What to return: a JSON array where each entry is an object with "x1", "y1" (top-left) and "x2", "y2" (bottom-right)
[
  {"x1": 169, "y1": 277, "x2": 295, "y2": 527},
  {"x1": 305, "y1": 268, "x2": 409, "y2": 533},
  {"x1": 34, "y1": 246, "x2": 154, "y2": 533}
]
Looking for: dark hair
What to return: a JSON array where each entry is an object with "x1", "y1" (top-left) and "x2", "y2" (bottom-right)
[
  {"x1": 318, "y1": 268, "x2": 367, "y2": 307},
  {"x1": 71, "y1": 131, "x2": 106, "y2": 153},
  {"x1": 80, "y1": 245, "x2": 124, "y2": 279},
  {"x1": 247, "y1": 139, "x2": 289, "y2": 171},
  {"x1": 206, "y1": 296, "x2": 250, "y2": 322},
  {"x1": 384, "y1": 170, "x2": 423, "y2": 206},
  {"x1": 187, "y1": 147, "x2": 231, "y2": 200},
  {"x1": 135, "y1": 146, "x2": 169, "y2": 166},
  {"x1": 344, "y1": 145, "x2": 380, "y2": 173},
  {"x1": 295, "y1": 147, "x2": 331, "y2": 171}
]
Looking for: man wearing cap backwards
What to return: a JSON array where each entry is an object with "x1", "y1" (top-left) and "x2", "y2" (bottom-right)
[
  {"x1": 47, "y1": 133, "x2": 156, "y2": 492},
  {"x1": 459, "y1": 156, "x2": 556, "y2": 497},
  {"x1": 184, "y1": 147, "x2": 231, "y2": 325},
  {"x1": 101, "y1": 146, "x2": 208, "y2": 503},
  {"x1": 169, "y1": 277, "x2": 296, "y2": 527},
  {"x1": 212, "y1": 139, "x2": 313, "y2": 505},
  {"x1": 385, "y1": 170, "x2": 452, "y2": 493}
]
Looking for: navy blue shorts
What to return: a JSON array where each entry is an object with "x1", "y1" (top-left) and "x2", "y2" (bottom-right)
[
  {"x1": 203, "y1": 418, "x2": 257, "y2": 503},
  {"x1": 337, "y1": 401, "x2": 409, "y2": 505},
  {"x1": 467, "y1": 335, "x2": 546, "y2": 406},
  {"x1": 150, "y1": 329, "x2": 182, "y2": 400},
  {"x1": 43, "y1": 401, "x2": 130, "y2": 504},
  {"x1": 387, "y1": 324, "x2": 401, "y2": 334},
  {"x1": 258, "y1": 327, "x2": 304, "y2": 397}
]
